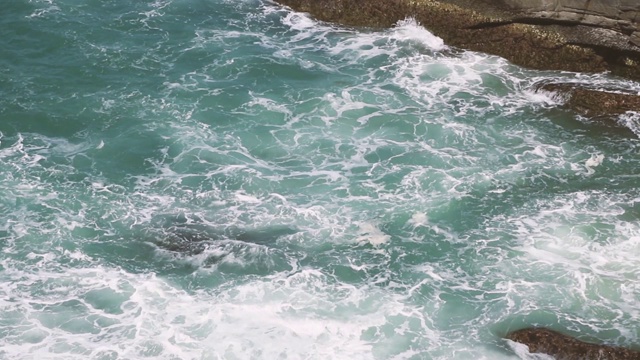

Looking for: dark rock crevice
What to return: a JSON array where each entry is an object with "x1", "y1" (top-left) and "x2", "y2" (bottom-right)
[
  {"x1": 469, "y1": 15, "x2": 635, "y2": 35},
  {"x1": 466, "y1": 17, "x2": 640, "y2": 77}
]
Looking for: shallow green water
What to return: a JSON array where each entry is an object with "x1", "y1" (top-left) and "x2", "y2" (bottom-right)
[{"x1": 1, "y1": 0, "x2": 640, "y2": 359}]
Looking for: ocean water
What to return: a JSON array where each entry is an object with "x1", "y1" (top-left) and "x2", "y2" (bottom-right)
[{"x1": 1, "y1": 0, "x2": 640, "y2": 359}]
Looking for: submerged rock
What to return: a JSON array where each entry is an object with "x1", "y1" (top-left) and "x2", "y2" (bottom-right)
[
  {"x1": 153, "y1": 222, "x2": 298, "y2": 255},
  {"x1": 275, "y1": 0, "x2": 640, "y2": 80},
  {"x1": 537, "y1": 82, "x2": 640, "y2": 118},
  {"x1": 146, "y1": 214, "x2": 299, "y2": 254},
  {"x1": 506, "y1": 328, "x2": 640, "y2": 360}
]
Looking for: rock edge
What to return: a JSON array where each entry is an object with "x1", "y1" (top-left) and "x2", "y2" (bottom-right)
[
  {"x1": 275, "y1": 0, "x2": 640, "y2": 80},
  {"x1": 506, "y1": 327, "x2": 640, "y2": 360}
]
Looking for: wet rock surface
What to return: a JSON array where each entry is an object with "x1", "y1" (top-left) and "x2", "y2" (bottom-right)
[
  {"x1": 537, "y1": 82, "x2": 640, "y2": 118},
  {"x1": 275, "y1": 0, "x2": 640, "y2": 80},
  {"x1": 153, "y1": 225, "x2": 299, "y2": 254},
  {"x1": 506, "y1": 327, "x2": 640, "y2": 360},
  {"x1": 145, "y1": 214, "x2": 299, "y2": 255}
]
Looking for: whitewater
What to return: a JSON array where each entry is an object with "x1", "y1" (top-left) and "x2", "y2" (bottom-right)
[{"x1": 1, "y1": 0, "x2": 639, "y2": 359}]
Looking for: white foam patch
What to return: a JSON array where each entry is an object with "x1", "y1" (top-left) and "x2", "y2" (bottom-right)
[
  {"x1": 497, "y1": 190, "x2": 640, "y2": 322},
  {"x1": 392, "y1": 18, "x2": 445, "y2": 51},
  {"x1": 506, "y1": 340, "x2": 555, "y2": 360},
  {"x1": 234, "y1": 190, "x2": 262, "y2": 204},
  {"x1": 409, "y1": 212, "x2": 429, "y2": 227},
  {"x1": 0, "y1": 261, "x2": 436, "y2": 359},
  {"x1": 319, "y1": 17, "x2": 445, "y2": 64},
  {"x1": 26, "y1": 0, "x2": 60, "y2": 19},
  {"x1": 281, "y1": 10, "x2": 317, "y2": 32},
  {"x1": 356, "y1": 222, "x2": 390, "y2": 246},
  {"x1": 585, "y1": 153, "x2": 604, "y2": 174},
  {"x1": 617, "y1": 111, "x2": 640, "y2": 138}
]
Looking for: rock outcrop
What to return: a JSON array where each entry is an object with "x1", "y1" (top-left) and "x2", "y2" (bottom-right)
[
  {"x1": 499, "y1": 0, "x2": 639, "y2": 38},
  {"x1": 150, "y1": 221, "x2": 298, "y2": 255},
  {"x1": 275, "y1": 0, "x2": 640, "y2": 80},
  {"x1": 506, "y1": 327, "x2": 640, "y2": 360},
  {"x1": 537, "y1": 82, "x2": 640, "y2": 118}
]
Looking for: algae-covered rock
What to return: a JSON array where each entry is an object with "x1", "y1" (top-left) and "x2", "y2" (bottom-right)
[
  {"x1": 506, "y1": 327, "x2": 640, "y2": 360},
  {"x1": 537, "y1": 82, "x2": 640, "y2": 118}
]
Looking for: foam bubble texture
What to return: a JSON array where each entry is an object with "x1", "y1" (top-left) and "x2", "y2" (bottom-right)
[{"x1": 1, "y1": 1, "x2": 640, "y2": 359}]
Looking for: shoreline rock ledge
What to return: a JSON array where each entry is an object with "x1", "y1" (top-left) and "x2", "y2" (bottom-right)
[
  {"x1": 275, "y1": 0, "x2": 640, "y2": 81},
  {"x1": 506, "y1": 328, "x2": 640, "y2": 360}
]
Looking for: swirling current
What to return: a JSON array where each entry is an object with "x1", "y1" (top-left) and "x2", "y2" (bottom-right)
[{"x1": 1, "y1": 0, "x2": 640, "y2": 359}]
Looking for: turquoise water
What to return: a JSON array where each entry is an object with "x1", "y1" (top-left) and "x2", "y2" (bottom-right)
[{"x1": 2, "y1": 0, "x2": 640, "y2": 359}]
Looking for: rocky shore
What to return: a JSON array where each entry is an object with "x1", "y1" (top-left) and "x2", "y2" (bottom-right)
[
  {"x1": 275, "y1": 0, "x2": 640, "y2": 120},
  {"x1": 506, "y1": 328, "x2": 640, "y2": 360},
  {"x1": 537, "y1": 82, "x2": 640, "y2": 118},
  {"x1": 275, "y1": 0, "x2": 640, "y2": 79}
]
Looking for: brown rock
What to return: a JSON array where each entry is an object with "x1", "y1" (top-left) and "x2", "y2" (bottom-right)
[
  {"x1": 537, "y1": 82, "x2": 640, "y2": 118},
  {"x1": 632, "y1": 31, "x2": 640, "y2": 47},
  {"x1": 506, "y1": 328, "x2": 640, "y2": 360}
]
